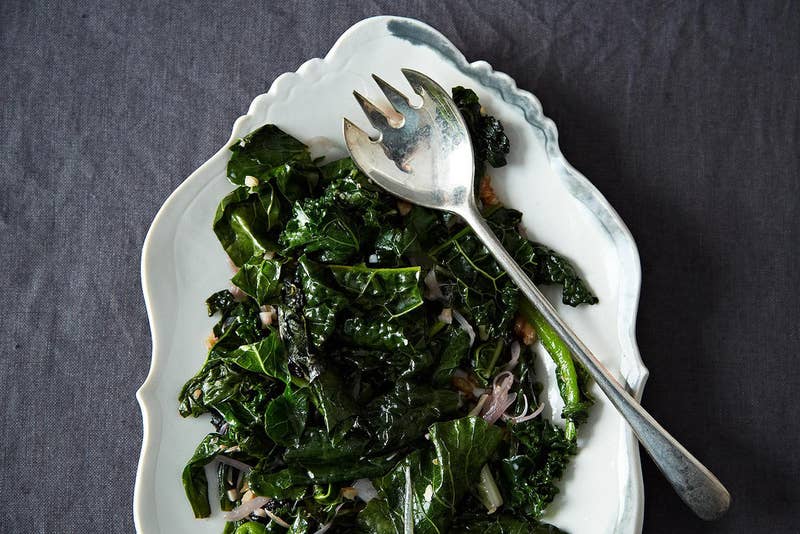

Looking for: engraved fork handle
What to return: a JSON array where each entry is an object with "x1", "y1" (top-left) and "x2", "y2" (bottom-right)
[{"x1": 460, "y1": 204, "x2": 731, "y2": 521}]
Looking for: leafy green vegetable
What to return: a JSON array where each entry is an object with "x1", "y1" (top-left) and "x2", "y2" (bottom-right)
[
  {"x1": 264, "y1": 385, "x2": 308, "y2": 447},
  {"x1": 232, "y1": 256, "x2": 286, "y2": 304},
  {"x1": 452, "y1": 86, "x2": 510, "y2": 177},
  {"x1": 206, "y1": 289, "x2": 236, "y2": 316},
  {"x1": 487, "y1": 207, "x2": 597, "y2": 307},
  {"x1": 213, "y1": 185, "x2": 282, "y2": 266},
  {"x1": 227, "y1": 332, "x2": 291, "y2": 383},
  {"x1": 227, "y1": 124, "x2": 314, "y2": 188},
  {"x1": 181, "y1": 433, "x2": 221, "y2": 518},
  {"x1": 498, "y1": 418, "x2": 577, "y2": 520},
  {"x1": 180, "y1": 87, "x2": 599, "y2": 533},
  {"x1": 329, "y1": 264, "x2": 423, "y2": 318},
  {"x1": 452, "y1": 512, "x2": 566, "y2": 533},
  {"x1": 359, "y1": 417, "x2": 504, "y2": 533},
  {"x1": 309, "y1": 367, "x2": 359, "y2": 432}
]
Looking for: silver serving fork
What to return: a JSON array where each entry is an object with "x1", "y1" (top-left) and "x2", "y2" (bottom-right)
[{"x1": 343, "y1": 69, "x2": 730, "y2": 520}]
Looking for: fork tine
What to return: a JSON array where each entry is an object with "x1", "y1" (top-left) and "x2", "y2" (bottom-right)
[
  {"x1": 400, "y1": 68, "x2": 432, "y2": 97},
  {"x1": 353, "y1": 91, "x2": 391, "y2": 134},
  {"x1": 371, "y1": 74, "x2": 415, "y2": 116}
]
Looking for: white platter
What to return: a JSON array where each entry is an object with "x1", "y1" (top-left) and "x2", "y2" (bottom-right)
[{"x1": 136, "y1": 15, "x2": 648, "y2": 534}]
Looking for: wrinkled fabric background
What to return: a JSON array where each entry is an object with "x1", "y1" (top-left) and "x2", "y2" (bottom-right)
[{"x1": 1, "y1": 1, "x2": 798, "y2": 532}]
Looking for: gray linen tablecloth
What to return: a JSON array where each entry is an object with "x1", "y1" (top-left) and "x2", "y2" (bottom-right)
[{"x1": 1, "y1": 1, "x2": 798, "y2": 532}]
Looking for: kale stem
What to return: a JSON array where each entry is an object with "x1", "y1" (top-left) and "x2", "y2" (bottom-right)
[
  {"x1": 475, "y1": 464, "x2": 504, "y2": 514},
  {"x1": 427, "y1": 320, "x2": 447, "y2": 338},
  {"x1": 520, "y1": 300, "x2": 582, "y2": 441},
  {"x1": 428, "y1": 204, "x2": 503, "y2": 256},
  {"x1": 484, "y1": 338, "x2": 505, "y2": 378}
]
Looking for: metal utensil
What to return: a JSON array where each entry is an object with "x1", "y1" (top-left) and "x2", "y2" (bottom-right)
[{"x1": 343, "y1": 68, "x2": 730, "y2": 520}]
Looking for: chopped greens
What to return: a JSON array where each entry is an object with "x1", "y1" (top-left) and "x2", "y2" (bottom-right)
[{"x1": 178, "y1": 88, "x2": 598, "y2": 533}]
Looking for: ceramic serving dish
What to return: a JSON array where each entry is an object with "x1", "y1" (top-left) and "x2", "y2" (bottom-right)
[{"x1": 136, "y1": 15, "x2": 648, "y2": 534}]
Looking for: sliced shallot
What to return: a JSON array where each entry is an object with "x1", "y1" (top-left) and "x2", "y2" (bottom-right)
[
  {"x1": 265, "y1": 509, "x2": 291, "y2": 528},
  {"x1": 215, "y1": 455, "x2": 253, "y2": 473},
  {"x1": 424, "y1": 269, "x2": 444, "y2": 301},
  {"x1": 223, "y1": 495, "x2": 270, "y2": 521},
  {"x1": 452, "y1": 310, "x2": 476, "y2": 346},
  {"x1": 468, "y1": 393, "x2": 489, "y2": 417},
  {"x1": 481, "y1": 371, "x2": 517, "y2": 424},
  {"x1": 499, "y1": 341, "x2": 521, "y2": 373}
]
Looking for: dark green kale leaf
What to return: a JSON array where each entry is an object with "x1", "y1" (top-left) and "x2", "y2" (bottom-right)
[
  {"x1": 329, "y1": 264, "x2": 423, "y2": 318},
  {"x1": 296, "y1": 256, "x2": 348, "y2": 348},
  {"x1": 452, "y1": 512, "x2": 566, "y2": 534},
  {"x1": 213, "y1": 185, "x2": 283, "y2": 266},
  {"x1": 528, "y1": 242, "x2": 599, "y2": 305},
  {"x1": 488, "y1": 207, "x2": 598, "y2": 306},
  {"x1": 365, "y1": 381, "x2": 461, "y2": 450},
  {"x1": 358, "y1": 417, "x2": 504, "y2": 534},
  {"x1": 280, "y1": 162, "x2": 392, "y2": 264},
  {"x1": 264, "y1": 385, "x2": 309, "y2": 447},
  {"x1": 282, "y1": 427, "x2": 370, "y2": 466},
  {"x1": 452, "y1": 86, "x2": 510, "y2": 176},
  {"x1": 498, "y1": 418, "x2": 577, "y2": 520},
  {"x1": 210, "y1": 303, "x2": 264, "y2": 355},
  {"x1": 226, "y1": 331, "x2": 291, "y2": 384},
  {"x1": 339, "y1": 315, "x2": 414, "y2": 352},
  {"x1": 181, "y1": 433, "x2": 221, "y2": 518},
  {"x1": 231, "y1": 257, "x2": 286, "y2": 305},
  {"x1": 432, "y1": 223, "x2": 520, "y2": 339},
  {"x1": 227, "y1": 124, "x2": 314, "y2": 189},
  {"x1": 309, "y1": 367, "x2": 359, "y2": 433},
  {"x1": 277, "y1": 274, "x2": 323, "y2": 380},
  {"x1": 206, "y1": 289, "x2": 236, "y2": 316},
  {"x1": 279, "y1": 197, "x2": 361, "y2": 263},
  {"x1": 429, "y1": 325, "x2": 471, "y2": 386}
]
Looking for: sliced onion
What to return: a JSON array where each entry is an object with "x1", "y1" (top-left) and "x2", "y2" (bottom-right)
[
  {"x1": 424, "y1": 269, "x2": 444, "y2": 301},
  {"x1": 468, "y1": 393, "x2": 489, "y2": 417},
  {"x1": 265, "y1": 509, "x2": 291, "y2": 528},
  {"x1": 502, "y1": 392, "x2": 529, "y2": 422},
  {"x1": 313, "y1": 502, "x2": 346, "y2": 534},
  {"x1": 230, "y1": 284, "x2": 247, "y2": 302},
  {"x1": 502, "y1": 392, "x2": 546, "y2": 424},
  {"x1": 223, "y1": 495, "x2": 270, "y2": 521},
  {"x1": 452, "y1": 309, "x2": 476, "y2": 346},
  {"x1": 500, "y1": 341, "x2": 521, "y2": 373},
  {"x1": 352, "y1": 478, "x2": 379, "y2": 502},
  {"x1": 512, "y1": 402, "x2": 545, "y2": 423},
  {"x1": 492, "y1": 371, "x2": 515, "y2": 389},
  {"x1": 481, "y1": 372, "x2": 516, "y2": 424},
  {"x1": 472, "y1": 386, "x2": 487, "y2": 398},
  {"x1": 215, "y1": 455, "x2": 252, "y2": 473}
]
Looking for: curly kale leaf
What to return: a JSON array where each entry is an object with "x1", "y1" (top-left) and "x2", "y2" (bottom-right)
[
  {"x1": 206, "y1": 289, "x2": 236, "y2": 316},
  {"x1": 498, "y1": 418, "x2": 577, "y2": 520},
  {"x1": 279, "y1": 161, "x2": 392, "y2": 264},
  {"x1": 329, "y1": 264, "x2": 423, "y2": 318},
  {"x1": 452, "y1": 511, "x2": 566, "y2": 533},
  {"x1": 489, "y1": 207, "x2": 598, "y2": 306},
  {"x1": 452, "y1": 86, "x2": 510, "y2": 176}
]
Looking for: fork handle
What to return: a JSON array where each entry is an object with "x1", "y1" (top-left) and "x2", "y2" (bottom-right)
[{"x1": 460, "y1": 206, "x2": 731, "y2": 520}]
